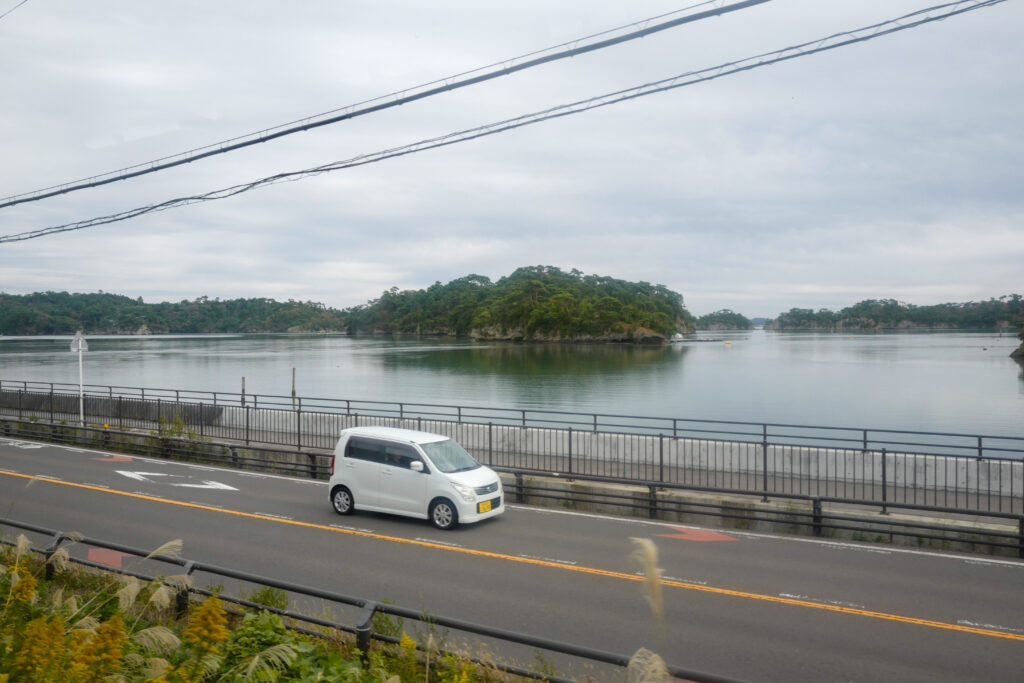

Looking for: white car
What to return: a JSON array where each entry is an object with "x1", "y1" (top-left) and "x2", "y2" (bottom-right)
[{"x1": 328, "y1": 426, "x2": 504, "y2": 529}]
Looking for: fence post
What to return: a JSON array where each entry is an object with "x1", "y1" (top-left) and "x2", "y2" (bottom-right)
[
  {"x1": 355, "y1": 601, "x2": 378, "y2": 663},
  {"x1": 175, "y1": 561, "x2": 196, "y2": 618},
  {"x1": 659, "y1": 434, "x2": 664, "y2": 483},
  {"x1": 43, "y1": 531, "x2": 66, "y2": 581},
  {"x1": 49, "y1": 386, "x2": 54, "y2": 423},
  {"x1": 567, "y1": 427, "x2": 573, "y2": 475},
  {"x1": 977, "y1": 436, "x2": 983, "y2": 461},
  {"x1": 488, "y1": 422, "x2": 493, "y2": 463},
  {"x1": 812, "y1": 498, "x2": 823, "y2": 537},
  {"x1": 881, "y1": 448, "x2": 889, "y2": 515},
  {"x1": 862, "y1": 429, "x2": 869, "y2": 500},
  {"x1": 1019, "y1": 518, "x2": 1023, "y2": 560},
  {"x1": 648, "y1": 484, "x2": 658, "y2": 519},
  {"x1": 245, "y1": 406, "x2": 251, "y2": 445},
  {"x1": 296, "y1": 397, "x2": 302, "y2": 450},
  {"x1": 761, "y1": 424, "x2": 769, "y2": 503},
  {"x1": 117, "y1": 396, "x2": 123, "y2": 430}
]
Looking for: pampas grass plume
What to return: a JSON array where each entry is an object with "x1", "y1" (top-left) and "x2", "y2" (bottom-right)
[{"x1": 629, "y1": 537, "x2": 664, "y2": 626}]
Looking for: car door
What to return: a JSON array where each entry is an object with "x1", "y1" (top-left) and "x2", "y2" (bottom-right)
[
  {"x1": 341, "y1": 436, "x2": 385, "y2": 508},
  {"x1": 377, "y1": 441, "x2": 429, "y2": 515}
]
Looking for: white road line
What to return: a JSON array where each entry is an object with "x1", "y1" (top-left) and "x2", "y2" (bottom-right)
[
  {"x1": 255, "y1": 512, "x2": 294, "y2": 520},
  {"x1": 958, "y1": 619, "x2": 1024, "y2": 633},
  {"x1": 779, "y1": 593, "x2": 866, "y2": 610},
  {"x1": 417, "y1": 537, "x2": 465, "y2": 548}
]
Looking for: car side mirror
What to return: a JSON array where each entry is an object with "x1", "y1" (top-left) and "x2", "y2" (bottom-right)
[{"x1": 410, "y1": 461, "x2": 424, "y2": 473}]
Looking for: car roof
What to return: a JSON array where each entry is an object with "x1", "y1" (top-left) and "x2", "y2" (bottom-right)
[{"x1": 340, "y1": 426, "x2": 449, "y2": 445}]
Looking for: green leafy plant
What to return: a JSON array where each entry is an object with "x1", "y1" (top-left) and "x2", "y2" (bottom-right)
[{"x1": 244, "y1": 585, "x2": 289, "y2": 612}]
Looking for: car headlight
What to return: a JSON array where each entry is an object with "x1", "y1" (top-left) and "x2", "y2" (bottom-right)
[{"x1": 449, "y1": 481, "x2": 475, "y2": 503}]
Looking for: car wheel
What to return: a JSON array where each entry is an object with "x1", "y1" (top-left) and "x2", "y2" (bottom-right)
[
  {"x1": 331, "y1": 486, "x2": 354, "y2": 515},
  {"x1": 430, "y1": 499, "x2": 458, "y2": 530}
]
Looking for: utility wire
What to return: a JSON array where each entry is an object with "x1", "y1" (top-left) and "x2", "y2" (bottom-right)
[
  {"x1": 0, "y1": 0, "x2": 30, "y2": 21},
  {"x1": 0, "y1": 0, "x2": 771, "y2": 209},
  {"x1": 0, "y1": 0, "x2": 1006, "y2": 244}
]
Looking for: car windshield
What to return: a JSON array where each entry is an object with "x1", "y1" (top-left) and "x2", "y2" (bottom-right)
[{"x1": 420, "y1": 439, "x2": 480, "y2": 474}]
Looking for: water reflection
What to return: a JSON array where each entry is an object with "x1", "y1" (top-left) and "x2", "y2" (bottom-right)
[
  {"x1": 376, "y1": 342, "x2": 689, "y2": 377},
  {"x1": 1, "y1": 333, "x2": 1021, "y2": 436}
]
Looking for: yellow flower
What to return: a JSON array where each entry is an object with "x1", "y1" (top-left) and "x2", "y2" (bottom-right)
[
  {"x1": 13, "y1": 615, "x2": 65, "y2": 679},
  {"x1": 9, "y1": 570, "x2": 37, "y2": 604},
  {"x1": 183, "y1": 594, "x2": 229, "y2": 654},
  {"x1": 67, "y1": 613, "x2": 127, "y2": 682},
  {"x1": 400, "y1": 631, "x2": 417, "y2": 658}
]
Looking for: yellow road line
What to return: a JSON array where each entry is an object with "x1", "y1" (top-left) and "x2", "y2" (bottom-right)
[{"x1": 6, "y1": 470, "x2": 1024, "y2": 642}]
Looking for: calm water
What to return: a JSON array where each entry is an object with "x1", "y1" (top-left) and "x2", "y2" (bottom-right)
[{"x1": 1, "y1": 331, "x2": 1021, "y2": 438}]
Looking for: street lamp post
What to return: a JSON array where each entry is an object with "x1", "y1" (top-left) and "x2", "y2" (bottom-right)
[{"x1": 70, "y1": 331, "x2": 88, "y2": 426}]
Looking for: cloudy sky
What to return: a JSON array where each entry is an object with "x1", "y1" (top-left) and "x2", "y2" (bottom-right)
[{"x1": 1, "y1": 0, "x2": 1021, "y2": 319}]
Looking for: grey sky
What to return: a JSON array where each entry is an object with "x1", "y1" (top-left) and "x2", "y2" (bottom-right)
[{"x1": 1, "y1": 0, "x2": 1021, "y2": 318}]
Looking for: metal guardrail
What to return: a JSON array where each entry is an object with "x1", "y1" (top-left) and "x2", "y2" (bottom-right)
[
  {"x1": 0, "y1": 516, "x2": 748, "y2": 683},
  {"x1": 3, "y1": 378, "x2": 1023, "y2": 457},
  {"x1": 2, "y1": 379, "x2": 1023, "y2": 520}
]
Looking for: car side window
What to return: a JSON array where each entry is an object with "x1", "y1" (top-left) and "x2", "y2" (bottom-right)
[
  {"x1": 383, "y1": 443, "x2": 427, "y2": 472},
  {"x1": 346, "y1": 436, "x2": 386, "y2": 463}
]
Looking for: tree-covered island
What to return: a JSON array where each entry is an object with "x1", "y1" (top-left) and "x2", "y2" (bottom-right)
[
  {"x1": 0, "y1": 266, "x2": 696, "y2": 342},
  {"x1": 344, "y1": 266, "x2": 695, "y2": 341},
  {"x1": 695, "y1": 309, "x2": 753, "y2": 330},
  {"x1": 767, "y1": 296, "x2": 1024, "y2": 332},
  {"x1": 0, "y1": 292, "x2": 347, "y2": 335}
]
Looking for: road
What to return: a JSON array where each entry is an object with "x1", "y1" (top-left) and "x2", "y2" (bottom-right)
[{"x1": 1, "y1": 437, "x2": 1022, "y2": 682}]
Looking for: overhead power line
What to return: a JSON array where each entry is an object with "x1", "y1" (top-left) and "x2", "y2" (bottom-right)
[
  {"x1": 0, "y1": 0, "x2": 772, "y2": 210},
  {"x1": 0, "y1": 0, "x2": 1006, "y2": 244},
  {"x1": 0, "y1": 0, "x2": 30, "y2": 22}
]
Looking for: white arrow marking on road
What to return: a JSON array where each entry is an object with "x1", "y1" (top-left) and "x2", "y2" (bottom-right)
[
  {"x1": 115, "y1": 471, "x2": 237, "y2": 490},
  {"x1": 117, "y1": 471, "x2": 162, "y2": 481},
  {"x1": 5, "y1": 440, "x2": 44, "y2": 449},
  {"x1": 177, "y1": 480, "x2": 237, "y2": 490}
]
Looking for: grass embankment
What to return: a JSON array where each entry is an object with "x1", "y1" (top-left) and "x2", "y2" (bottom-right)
[
  {"x1": 1, "y1": 535, "x2": 674, "y2": 682},
  {"x1": 0, "y1": 535, "x2": 509, "y2": 682}
]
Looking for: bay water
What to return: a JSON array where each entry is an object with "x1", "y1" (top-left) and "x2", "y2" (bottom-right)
[{"x1": 1, "y1": 331, "x2": 1021, "y2": 439}]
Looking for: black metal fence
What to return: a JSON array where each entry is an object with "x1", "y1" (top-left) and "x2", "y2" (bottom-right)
[
  {"x1": 1, "y1": 516, "x2": 746, "y2": 683},
  {"x1": 2, "y1": 379, "x2": 1023, "y2": 519},
  {"x1": 4, "y1": 419, "x2": 1021, "y2": 556}
]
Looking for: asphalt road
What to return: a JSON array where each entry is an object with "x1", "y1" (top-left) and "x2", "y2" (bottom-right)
[{"x1": 1, "y1": 437, "x2": 1022, "y2": 682}]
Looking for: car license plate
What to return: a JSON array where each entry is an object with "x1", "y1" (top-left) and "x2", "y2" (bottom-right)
[{"x1": 478, "y1": 500, "x2": 492, "y2": 513}]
